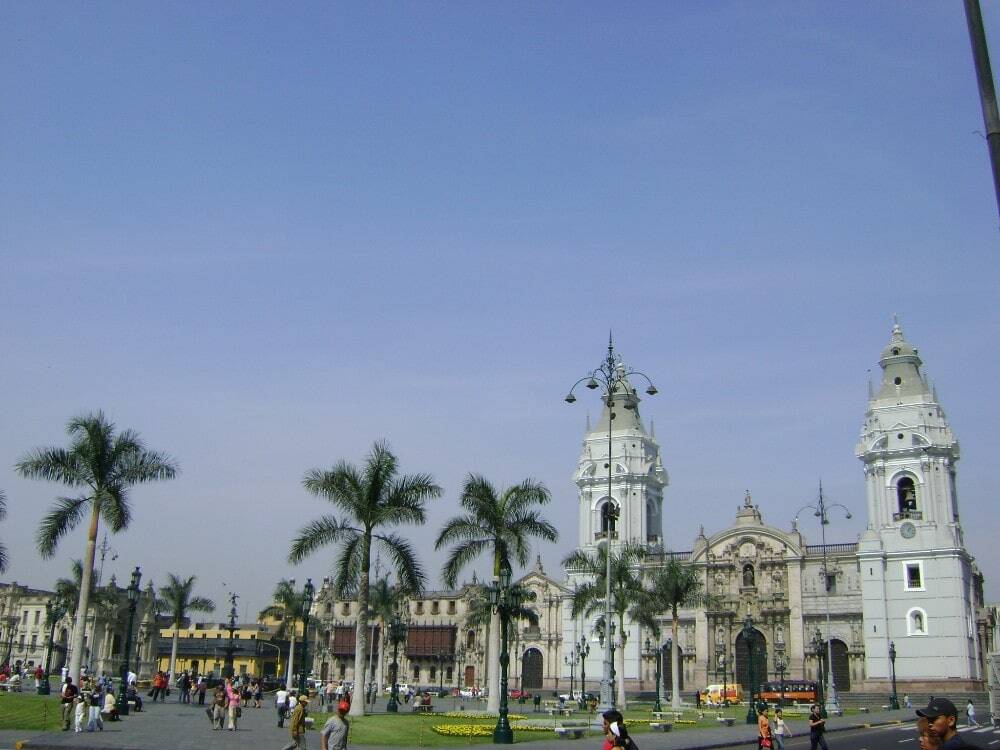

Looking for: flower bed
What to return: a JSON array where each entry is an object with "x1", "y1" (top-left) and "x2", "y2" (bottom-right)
[
  {"x1": 439, "y1": 712, "x2": 527, "y2": 720},
  {"x1": 431, "y1": 724, "x2": 494, "y2": 737}
]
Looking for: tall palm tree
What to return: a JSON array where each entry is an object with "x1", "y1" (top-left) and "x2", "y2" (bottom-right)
[
  {"x1": 435, "y1": 474, "x2": 557, "y2": 712},
  {"x1": 562, "y1": 541, "x2": 646, "y2": 708},
  {"x1": 259, "y1": 579, "x2": 311, "y2": 690},
  {"x1": 0, "y1": 490, "x2": 7, "y2": 573},
  {"x1": 290, "y1": 440, "x2": 441, "y2": 717},
  {"x1": 639, "y1": 556, "x2": 707, "y2": 708},
  {"x1": 159, "y1": 574, "x2": 215, "y2": 682},
  {"x1": 17, "y1": 411, "x2": 177, "y2": 682}
]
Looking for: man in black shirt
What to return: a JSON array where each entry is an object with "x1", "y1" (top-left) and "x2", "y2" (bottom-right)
[
  {"x1": 917, "y1": 698, "x2": 980, "y2": 750},
  {"x1": 60, "y1": 676, "x2": 79, "y2": 731}
]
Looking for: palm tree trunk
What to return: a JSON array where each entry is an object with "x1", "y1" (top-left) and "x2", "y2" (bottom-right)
[
  {"x1": 67, "y1": 503, "x2": 100, "y2": 683},
  {"x1": 169, "y1": 623, "x2": 180, "y2": 685},
  {"x1": 486, "y1": 609, "x2": 500, "y2": 713},
  {"x1": 349, "y1": 533, "x2": 371, "y2": 718},
  {"x1": 285, "y1": 633, "x2": 296, "y2": 690},
  {"x1": 670, "y1": 605, "x2": 681, "y2": 709}
]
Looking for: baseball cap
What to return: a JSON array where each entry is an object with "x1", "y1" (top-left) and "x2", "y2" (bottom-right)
[
  {"x1": 338, "y1": 700, "x2": 351, "y2": 712},
  {"x1": 298, "y1": 695, "x2": 310, "y2": 704},
  {"x1": 916, "y1": 698, "x2": 958, "y2": 719}
]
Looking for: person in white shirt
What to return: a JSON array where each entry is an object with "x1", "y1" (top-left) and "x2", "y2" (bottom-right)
[
  {"x1": 276, "y1": 687, "x2": 291, "y2": 728},
  {"x1": 773, "y1": 708, "x2": 792, "y2": 750}
]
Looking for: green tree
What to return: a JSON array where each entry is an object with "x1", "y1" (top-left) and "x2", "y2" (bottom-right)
[
  {"x1": 638, "y1": 556, "x2": 707, "y2": 708},
  {"x1": 562, "y1": 542, "x2": 646, "y2": 708},
  {"x1": 259, "y1": 578, "x2": 313, "y2": 690},
  {"x1": 435, "y1": 474, "x2": 556, "y2": 712},
  {"x1": 289, "y1": 440, "x2": 441, "y2": 716},
  {"x1": 364, "y1": 579, "x2": 411, "y2": 692},
  {"x1": 159, "y1": 574, "x2": 215, "y2": 682},
  {"x1": 17, "y1": 411, "x2": 177, "y2": 682},
  {"x1": 0, "y1": 490, "x2": 7, "y2": 573}
]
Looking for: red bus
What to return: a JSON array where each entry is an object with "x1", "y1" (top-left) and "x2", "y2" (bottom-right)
[{"x1": 758, "y1": 680, "x2": 818, "y2": 705}]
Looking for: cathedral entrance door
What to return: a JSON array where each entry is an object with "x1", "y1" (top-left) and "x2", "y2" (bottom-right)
[
  {"x1": 735, "y1": 628, "x2": 767, "y2": 695},
  {"x1": 521, "y1": 648, "x2": 543, "y2": 690}
]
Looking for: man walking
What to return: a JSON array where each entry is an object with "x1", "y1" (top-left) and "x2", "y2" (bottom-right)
[
  {"x1": 966, "y1": 700, "x2": 978, "y2": 728},
  {"x1": 282, "y1": 695, "x2": 309, "y2": 750},
  {"x1": 276, "y1": 685, "x2": 291, "y2": 728},
  {"x1": 60, "y1": 676, "x2": 79, "y2": 731},
  {"x1": 321, "y1": 700, "x2": 350, "y2": 750}
]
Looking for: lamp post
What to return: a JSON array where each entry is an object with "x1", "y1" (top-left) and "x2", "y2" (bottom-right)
[
  {"x1": 566, "y1": 336, "x2": 658, "y2": 713},
  {"x1": 39, "y1": 601, "x2": 66, "y2": 695},
  {"x1": 644, "y1": 637, "x2": 662, "y2": 713},
  {"x1": 386, "y1": 615, "x2": 407, "y2": 712},
  {"x1": 795, "y1": 483, "x2": 850, "y2": 717},
  {"x1": 811, "y1": 629, "x2": 826, "y2": 718},
  {"x1": 577, "y1": 636, "x2": 589, "y2": 707},
  {"x1": 715, "y1": 642, "x2": 728, "y2": 706},
  {"x1": 742, "y1": 614, "x2": 756, "y2": 725},
  {"x1": 888, "y1": 641, "x2": 899, "y2": 710},
  {"x1": 775, "y1": 653, "x2": 787, "y2": 707},
  {"x1": 116, "y1": 566, "x2": 141, "y2": 716},
  {"x1": 565, "y1": 654, "x2": 576, "y2": 700},
  {"x1": 297, "y1": 579, "x2": 314, "y2": 696},
  {"x1": 488, "y1": 557, "x2": 515, "y2": 744}
]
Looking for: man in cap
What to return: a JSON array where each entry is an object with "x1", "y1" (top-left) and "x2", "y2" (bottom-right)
[
  {"x1": 917, "y1": 698, "x2": 979, "y2": 750},
  {"x1": 320, "y1": 700, "x2": 350, "y2": 750},
  {"x1": 281, "y1": 695, "x2": 309, "y2": 750}
]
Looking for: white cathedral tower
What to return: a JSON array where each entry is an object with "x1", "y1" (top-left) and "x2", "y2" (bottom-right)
[
  {"x1": 856, "y1": 321, "x2": 980, "y2": 682},
  {"x1": 572, "y1": 357, "x2": 668, "y2": 551}
]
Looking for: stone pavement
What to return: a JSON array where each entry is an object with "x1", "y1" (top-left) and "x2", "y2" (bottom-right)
[{"x1": 0, "y1": 697, "x2": 911, "y2": 750}]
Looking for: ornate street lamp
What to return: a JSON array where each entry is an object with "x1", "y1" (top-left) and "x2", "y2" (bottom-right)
[
  {"x1": 742, "y1": 614, "x2": 756, "y2": 725},
  {"x1": 223, "y1": 592, "x2": 239, "y2": 679},
  {"x1": 38, "y1": 601, "x2": 66, "y2": 695},
  {"x1": 566, "y1": 336, "x2": 658, "y2": 713},
  {"x1": 775, "y1": 653, "x2": 787, "y2": 707},
  {"x1": 489, "y1": 557, "x2": 515, "y2": 744},
  {"x1": 888, "y1": 641, "x2": 899, "y2": 710},
  {"x1": 716, "y1": 642, "x2": 729, "y2": 707},
  {"x1": 811, "y1": 629, "x2": 827, "y2": 717},
  {"x1": 297, "y1": 579, "x2": 314, "y2": 695},
  {"x1": 564, "y1": 653, "x2": 576, "y2": 700},
  {"x1": 116, "y1": 567, "x2": 141, "y2": 716},
  {"x1": 644, "y1": 637, "x2": 662, "y2": 713},
  {"x1": 795, "y1": 483, "x2": 850, "y2": 717},
  {"x1": 577, "y1": 636, "x2": 589, "y2": 707},
  {"x1": 386, "y1": 615, "x2": 408, "y2": 712}
]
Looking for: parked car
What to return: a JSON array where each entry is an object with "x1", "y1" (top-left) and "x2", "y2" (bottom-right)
[
  {"x1": 383, "y1": 682, "x2": 411, "y2": 695},
  {"x1": 459, "y1": 687, "x2": 482, "y2": 698},
  {"x1": 509, "y1": 689, "x2": 531, "y2": 700}
]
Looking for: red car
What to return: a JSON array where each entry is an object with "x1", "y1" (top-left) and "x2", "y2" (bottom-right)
[{"x1": 509, "y1": 689, "x2": 531, "y2": 699}]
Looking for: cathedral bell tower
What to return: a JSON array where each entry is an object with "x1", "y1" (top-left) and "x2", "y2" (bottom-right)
[
  {"x1": 572, "y1": 350, "x2": 668, "y2": 552},
  {"x1": 857, "y1": 321, "x2": 979, "y2": 682}
]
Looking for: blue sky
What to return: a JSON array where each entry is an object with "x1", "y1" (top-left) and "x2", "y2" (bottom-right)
[{"x1": 2, "y1": 2, "x2": 998, "y2": 619}]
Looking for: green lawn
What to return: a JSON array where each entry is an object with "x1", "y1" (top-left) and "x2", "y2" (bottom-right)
[{"x1": 0, "y1": 693, "x2": 64, "y2": 731}]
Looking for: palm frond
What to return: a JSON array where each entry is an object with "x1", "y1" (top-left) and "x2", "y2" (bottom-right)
[
  {"x1": 35, "y1": 495, "x2": 90, "y2": 558},
  {"x1": 15, "y1": 448, "x2": 85, "y2": 485},
  {"x1": 288, "y1": 516, "x2": 358, "y2": 563},
  {"x1": 440, "y1": 539, "x2": 490, "y2": 589},
  {"x1": 373, "y1": 531, "x2": 426, "y2": 595},
  {"x1": 332, "y1": 536, "x2": 363, "y2": 596}
]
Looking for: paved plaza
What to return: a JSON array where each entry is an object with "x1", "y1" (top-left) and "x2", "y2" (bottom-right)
[{"x1": 0, "y1": 697, "x2": 917, "y2": 750}]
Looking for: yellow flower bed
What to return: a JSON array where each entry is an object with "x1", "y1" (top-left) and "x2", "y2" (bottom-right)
[
  {"x1": 511, "y1": 722, "x2": 557, "y2": 732},
  {"x1": 431, "y1": 724, "x2": 494, "y2": 737},
  {"x1": 440, "y1": 712, "x2": 527, "y2": 720}
]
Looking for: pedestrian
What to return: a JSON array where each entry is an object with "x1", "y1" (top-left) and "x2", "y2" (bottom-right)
[
  {"x1": 808, "y1": 704, "x2": 828, "y2": 750},
  {"x1": 225, "y1": 678, "x2": 241, "y2": 730},
  {"x1": 917, "y1": 698, "x2": 971, "y2": 750},
  {"x1": 276, "y1": 685, "x2": 291, "y2": 727},
  {"x1": 966, "y1": 700, "x2": 978, "y2": 728},
  {"x1": 325, "y1": 681, "x2": 337, "y2": 713},
  {"x1": 60, "y1": 675, "x2": 80, "y2": 731},
  {"x1": 73, "y1": 695, "x2": 85, "y2": 733},
  {"x1": 197, "y1": 676, "x2": 207, "y2": 705},
  {"x1": 103, "y1": 688, "x2": 120, "y2": 721},
  {"x1": 918, "y1": 717, "x2": 944, "y2": 750},
  {"x1": 601, "y1": 709, "x2": 637, "y2": 750},
  {"x1": 210, "y1": 683, "x2": 227, "y2": 730},
  {"x1": 905, "y1": 694, "x2": 912, "y2": 709},
  {"x1": 180, "y1": 671, "x2": 191, "y2": 703},
  {"x1": 758, "y1": 704, "x2": 773, "y2": 750},
  {"x1": 773, "y1": 708, "x2": 793, "y2": 750},
  {"x1": 34, "y1": 664, "x2": 44, "y2": 689},
  {"x1": 282, "y1": 695, "x2": 309, "y2": 750},
  {"x1": 86, "y1": 684, "x2": 104, "y2": 732},
  {"x1": 254, "y1": 679, "x2": 263, "y2": 708},
  {"x1": 320, "y1": 700, "x2": 351, "y2": 750}
]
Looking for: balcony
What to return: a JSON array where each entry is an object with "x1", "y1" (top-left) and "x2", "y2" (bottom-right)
[
  {"x1": 647, "y1": 534, "x2": 662, "y2": 546},
  {"x1": 594, "y1": 531, "x2": 619, "y2": 541},
  {"x1": 893, "y1": 511, "x2": 923, "y2": 521}
]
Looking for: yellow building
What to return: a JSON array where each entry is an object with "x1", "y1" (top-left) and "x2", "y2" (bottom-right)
[{"x1": 155, "y1": 621, "x2": 289, "y2": 679}]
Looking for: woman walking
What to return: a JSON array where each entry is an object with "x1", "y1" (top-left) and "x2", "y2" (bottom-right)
[
  {"x1": 773, "y1": 708, "x2": 793, "y2": 750},
  {"x1": 225, "y1": 679, "x2": 241, "y2": 731}
]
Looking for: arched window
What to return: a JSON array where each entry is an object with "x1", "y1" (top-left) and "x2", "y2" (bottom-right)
[
  {"x1": 742, "y1": 564, "x2": 755, "y2": 587},
  {"x1": 466, "y1": 630, "x2": 476, "y2": 650},
  {"x1": 907, "y1": 607, "x2": 928, "y2": 636},
  {"x1": 600, "y1": 501, "x2": 618, "y2": 538},
  {"x1": 897, "y1": 477, "x2": 917, "y2": 514}
]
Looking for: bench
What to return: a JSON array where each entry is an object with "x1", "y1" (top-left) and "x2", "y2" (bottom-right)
[
  {"x1": 859, "y1": 707, "x2": 870, "y2": 713},
  {"x1": 717, "y1": 717, "x2": 735, "y2": 726},
  {"x1": 548, "y1": 707, "x2": 575, "y2": 716},
  {"x1": 554, "y1": 727, "x2": 586, "y2": 739},
  {"x1": 413, "y1": 704, "x2": 433, "y2": 713},
  {"x1": 650, "y1": 722, "x2": 673, "y2": 732}
]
